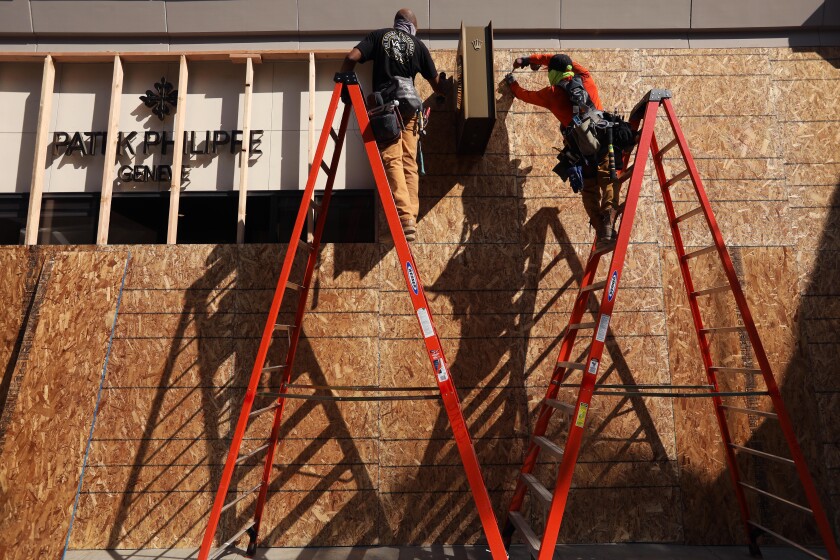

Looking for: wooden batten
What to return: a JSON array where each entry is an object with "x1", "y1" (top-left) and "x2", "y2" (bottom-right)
[
  {"x1": 306, "y1": 52, "x2": 316, "y2": 242},
  {"x1": 167, "y1": 55, "x2": 189, "y2": 245},
  {"x1": 96, "y1": 55, "x2": 124, "y2": 246},
  {"x1": 236, "y1": 57, "x2": 255, "y2": 244},
  {"x1": 24, "y1": 55, "x2": 55, "y2": 246}
]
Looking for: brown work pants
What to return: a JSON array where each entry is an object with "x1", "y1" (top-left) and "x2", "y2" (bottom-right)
[
  {"x1": 380, "y1": 115, "x2": 419, "y2": 225},
  {"x1": 581, "y1": 155, "x2": 619, "y2": 225}
]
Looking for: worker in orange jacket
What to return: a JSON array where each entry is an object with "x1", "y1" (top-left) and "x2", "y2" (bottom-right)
[{"x1": 505, "y1": 53, "x2": 618, "y2": 245}]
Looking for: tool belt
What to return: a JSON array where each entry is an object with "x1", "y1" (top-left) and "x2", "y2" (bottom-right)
[
  {"x1": 379, "y1": 76, "x2": 423, "y2": 120},
  {"x1": 367, "y1": 92, "x2": 403, "y2": 145}
]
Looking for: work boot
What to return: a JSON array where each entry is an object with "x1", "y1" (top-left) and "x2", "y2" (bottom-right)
[
  {"x1": 595, "y1": 208, "x2": 617, "y2": 250},
  {"x1": 401, "y1": 218, "x2": 417, "y2": 243}
]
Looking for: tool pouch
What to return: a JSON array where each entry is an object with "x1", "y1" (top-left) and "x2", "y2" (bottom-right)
[
  {"x1": 380, "y1": 76, "x2": 423, "y2": 119},
  {"x1": 570, "y1": 112, "x2": 601, "y2": 157},
  {"x1": 367, "y1": 92, "x2": 402, "y2": 146}
]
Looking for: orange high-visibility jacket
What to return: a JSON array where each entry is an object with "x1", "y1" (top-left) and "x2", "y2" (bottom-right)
[{"x1": 510, "y1": 54, "x2": 603, "y2": 127}]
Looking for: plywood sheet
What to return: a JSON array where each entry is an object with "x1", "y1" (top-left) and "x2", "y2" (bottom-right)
[{"x1": 0, "y1": 250, "x2": 129, "y2": 560}]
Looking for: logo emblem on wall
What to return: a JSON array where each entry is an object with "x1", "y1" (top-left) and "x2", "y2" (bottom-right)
[
  {"x1": 140, "y1": 77, "x2": 178, "y2": 121},
  {"x1": 471, "y1": 39, "x2": 482, "y2": 50}
]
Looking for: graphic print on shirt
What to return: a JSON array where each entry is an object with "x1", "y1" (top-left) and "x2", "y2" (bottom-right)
[{"x1": 382, "y1": 30, "x2": 414, "y2": 64}]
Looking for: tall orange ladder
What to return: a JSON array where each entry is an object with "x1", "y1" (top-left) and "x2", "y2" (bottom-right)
[
  {"x1": 503, "y1": 89, "x2": 840, "y2": 560},
  {"x1": 196, "y1": 72, "x2": 508, "y2": 560}
]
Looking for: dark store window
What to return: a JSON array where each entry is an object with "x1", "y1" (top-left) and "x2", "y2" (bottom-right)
[
  {"x1": 38, "y1": 194, "x2": 100, "y2": 245},
  {"x1": 244, "y1": 190, "x2": 375, "y2": 244},
  {"x1": 176, "y1": 192, "x2": 238, "y2": 244},
  {"x1": 108, "y1": 193, "x2": 169, "y2": 244},
  {"x1": 0, "y1": 194, "x2": 29, "y2": 245}
]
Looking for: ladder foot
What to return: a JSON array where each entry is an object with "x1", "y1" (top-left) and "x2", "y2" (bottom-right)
[{"x1": 246, "y1": 525, "x2": 258, "y2": 558}]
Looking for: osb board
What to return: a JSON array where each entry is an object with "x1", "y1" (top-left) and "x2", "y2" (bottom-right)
[
  {"x1": 0, "y1": 247, "x2": 34, "y2": 423},
  {"x1": 0, "y1": 250, "x2": 129, "y2": 560}
]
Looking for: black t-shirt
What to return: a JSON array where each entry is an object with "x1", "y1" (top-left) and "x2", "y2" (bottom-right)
[{"x1": 355, "y1": 28, "x2": 437, "y2": 92}]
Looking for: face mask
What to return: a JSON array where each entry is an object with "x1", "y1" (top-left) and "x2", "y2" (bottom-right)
[{"x1": 549, "y1": 65, "x2": 576, "y2": 86}]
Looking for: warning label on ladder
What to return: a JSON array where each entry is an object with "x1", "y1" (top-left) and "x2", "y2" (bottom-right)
[
  {"x1": 417, "y1": 308, "x2": 435, "y2": 338},
  {"x1": 595, "y1": 314, "x2": 610, "y2": 342}
]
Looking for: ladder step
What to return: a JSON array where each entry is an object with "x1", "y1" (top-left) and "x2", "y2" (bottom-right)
[
  {"x1": 236, "y1": 443, "x2": 269, "y2": 465},
  {"x1": 580, "y1": 280, "x2": 607, "y2": 293},
  {"x1": 221, "y1": 482, "x2": 263, "y2": 513},
  {"x1": 286, "y1": 281, "x2": 304, "y2": 291},
  {"x1": 729, "y1": 443, "x2": 795, "y2": 465},
  {"x1": 209, "y1": 519, "x2": 256, "y2": 560},
  {"x1": 556, "y1": 361, "x2": 586, "y2": 371},
  {"x1": 665, "y1": 168, "x2": 691, "y2": 188},
  {"x1": 508, "y1": 511, "x2": 541, "y2": 558},
  {"x1": 682, "y1": 245, "x2": 717, "y2": 261},
  {"x1": 673, "y1": 206, "x2": 704, "y2": 224},
  {"x1": 309, "y1": 198, "x2": 321, "y2": 212},
  {"x1": 616, "y1": 164, "x2": 635, "y2": 184},
  {"x1": 320, "y1": 160, "x2": 331, "y2": 175},
  {"x1": 747, "y1": 521, "x2": 827, "y2": 560},
  {"x1": 520, "y1": 473, "x2": 553, "y2": 508},
  {"x1": 262, "y1": 364, "x2": 287, "y2": 372},
  {"x1": 739, "y1": 482, "x2": 812, "y2": 514},
  {"x1": 691, "y1": 285, "x2": 730, "y2": 297},
  {"x1": 329, "y1": 127, "x2": 339, "y2": 142},
  {"x1": 656, "y1": 138, "x2": 679, "y2": 158},
  {"x1": 568, "y1": 322, "x2": 596, "y2": 331},
  {"x1": 533, "y1": 436, "x2": 565, "y2": 461},
  {"x1": 709, "y1": 366, "x2": 762, "y2": 375},
  {"x1": 720, "y1": 404, "x2": 778, "y2": 420},
  {"x1": 544, "y1": 398, "x2": 575, "y2": 417},
  {"x1": 249, "y1": 401, "x2": 281, "y2": 419},
  {"x1": 274, "y1": 324, "x2": 296, "y2": 333},
  {"x1": 297, "y1": 238, "x2": 314, "y2": 252},
  {"x1": 700, "y1": 326, "x2": 747, "y2": 334}
]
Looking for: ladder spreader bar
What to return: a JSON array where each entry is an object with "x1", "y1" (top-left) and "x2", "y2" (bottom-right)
[
  {"x1": 747, "y1": 521, "x2": 827, "y2": 560},
  {"x1": 236, "y1": 444, "x2": 269, "y2": 465},
  {"x1": 273, "y1": 324, "x2": 296, "y2": 332},
  {"x1": 580, "y1": 280, "x2": 607, "y2": 293},
  {"x1": 521, "y1": 473, "x2": 553, "y2": 508},
  {"x1": 674, "y1": 206, "x2": 704, "y2": 224},
  {"x1": 700, "y1": 326, "x2": 747, "y2": 334},
  {"x1": 739, "y1": 482, "x2": 813, "y2": 514},
  {"x1": 209, "y1": 520, "x2": 256, "y2": 560},
  {"x1": 285, "y1": 281, "x2": 303, "y2": 292},
  {"x1": 665, "y1": 168, "x2": 691, "y2": 188},
  {"x1": 730, "y1": 443, "x2": 795, "y2": 465},
  {"x1": 533, "y1": 436, "x2": 565, "y2": 461},
  {"x1": 721, "y1": 405, "x2": 778, "y2": 420},
  {"x1": 709, "y1": 366, "x2": 762, "y2": 374},
  {"x1": 221, "y1": 482, "x2": 263, "y2": 513},
  {"x1": 691, "y1": 285, "x2": 730, "y2": 297},
  {"x1": 249, "y1": 402, "x2": 280, "y2": 419},
  {"x1": 261, "y1": 364, "x2": 287, "y2": 372},
  {"x1": 682, "y1": 245, "x2": 717, "y2": 260}
]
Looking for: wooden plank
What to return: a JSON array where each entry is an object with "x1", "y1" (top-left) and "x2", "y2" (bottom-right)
[
  {"x1": 96, "y1": 55, "x2": 124, "y2": 245},
  {"x1": 24, "y1": 55, "x2": 55, "y2": 246},
  {"x1": 236, "y1": 56, "x2": 255, "y2": 244},
  {"x1": 0, "y1": 49, "x2": 347, "y2": 63},
  {"x1": 307, "y1": 51, "x2": 316, "y2": 243},
  {"x1": 167, "y1": 55, "x2": 189, "y2": 245}
]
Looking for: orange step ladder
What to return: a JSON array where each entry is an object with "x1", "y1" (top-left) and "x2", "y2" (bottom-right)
[
  {"x1": 503, "y1": 89, "x2": 840, "y2": 560},
  {"x1": 196, "y1": 72, "x2": 507, "y2": 560}
]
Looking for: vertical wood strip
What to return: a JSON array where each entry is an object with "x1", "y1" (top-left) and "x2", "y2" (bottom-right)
[
  {"x1": 236, "y1": 56, "x2": 254, "y2": 244},
  {"x1": 167, "y1": 55, "x2": 189, "y2": 244},
  {"x1": 96, "y1": 55, "x2": 124, "y2": 245},
  {"x1": 24, "y1": 55, "x2": 55, "y2": 246},
  {"x1": 306, "y1": 51, "x2": 316, "y2": 242}
]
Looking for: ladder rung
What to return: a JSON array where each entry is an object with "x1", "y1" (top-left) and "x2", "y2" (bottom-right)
[
  {"x1": 665, "y1": 168, "x2": 691, "y2": 188},
  {"x1": 508, "y1": 511, "x2": 541, "y2": 557},
  {"x1": 329, "y1": 127, "x2": 339, "y2": 142},
  {"x1": 729, "y1": 443, "x2": 795, "y2": 465},
  {"x1": 568, "y1": 322, "x2": 596, "y2": 331},
  {"x1": 593, "y1": 242, "x2": 616, "y2": 256},
  {"x1": 533, "y1": 436, "x2": 564, "y2": 461},
  {"x1": 556, "y1": 361, "x2": 585, "y2": 371},
  {"x1": 236, "y1": 443, "x2": 269, "y2": 465},
  {"x1": 691, "y1": 285, "x2": 730, "y2": 297},
  {"x1": 286, "y1": 281, "x2": 304, "y2": 291},
  {"x1": 249, "y1": 401, "x2": 281, "y2": 419},
  {"x1": 617, "y1": 164, "x2": 635, "y2": 184},
  {"x1": 521, "y1": 473, "x2": 552, "y2": 508},
  {"x1": 544, "y1": 398, "x2": 575, "y2": 417},
  {"x1": 209, "y1": 519, "x2": 256, "y2": 560},
  {"x1": 700, "y1": 326, "x2": 747, "y2": 334},
  {"x1": 309, "y1": 198, "x2": 321, "y2": 211},
  {"x1": 739, "y1": 482, "x2": 812, "y2": 514},
  {"x1": 297, "y1": 238, "x2": 314, "y2": 252},
  {"x1": 580, "y1": 280, "x2": 607, "y2": 293},
  {"x1": 747, "y1": 521, "x2": 827, "y2": 560},
  {"x1": 720, "y1": 405, "x2": 778, "y2": 420},
  {"x1": 220, "y1": 482, "x2": 262, "y2": 513},
  {"x1": 682, "y1": 245, "x2": 717, "y2": 260},
  {"x1": 657, "y1": 138, "x2": 679, "y2": 158},
  {"x1": 273, "y1": 324, "x2": 296, "y2": 333},
  {"x1": 320, "y1": 160, "x2": 331, "y2": 175},
  {"x1": 262, "y1": 364, "x2": 287, "y2": 372},
  {"x1": 709, "y1": 366, "x2": 762, "y2": 375},
  {"x1": 673, "y1": 206, "x2": 704, "y2": 224}
]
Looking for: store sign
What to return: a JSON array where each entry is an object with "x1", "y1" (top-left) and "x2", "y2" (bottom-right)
[{"x1": 50, "y1": 77, "x2": 263, "y2": 184}]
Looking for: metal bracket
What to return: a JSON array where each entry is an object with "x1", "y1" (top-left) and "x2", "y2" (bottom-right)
[{"x1": 333, "y1": 71, "x2": 359, "y2": 85}]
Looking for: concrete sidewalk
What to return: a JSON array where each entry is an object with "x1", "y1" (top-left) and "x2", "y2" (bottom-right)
[{"x1": 65, "y1": 544, "x2": 826, "y2": 560}]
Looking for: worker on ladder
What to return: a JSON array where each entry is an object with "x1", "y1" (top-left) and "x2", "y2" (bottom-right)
[
  {"x1": 505, "y1": 54, "x2": 626, "y2": 247},
  {"x1": 340, "y1": 8, "x2": 449, "y2": 242}
]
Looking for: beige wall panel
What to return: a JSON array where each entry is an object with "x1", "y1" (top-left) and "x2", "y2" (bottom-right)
[
  {"x1": 165, "y1": 0, "x2": 297, "y2": 34},
  {"x1": 691, "y1": 0, "x2": 824, "y2": 29},
  {"x1": 429, "y1": 0, "x2": 561, "y2": 31},
  {"x1": 564, "y1": 0, "x2": 690, "y2": 30},
  {"x1": 0, "y1": 250, "x2": 128, "y2": 560},
  {"x1": 31, "y1": 1, "x2": 165, "y2": 34},
  {"x1": 0, "y1": 62, "x2": 42, "y2": 133},
  {"x1": 0, "y1": 132, "x2": 35, "y2": 193},
  {"x1": 0, "y1": 0, "x2": 32, "y2": 35},
  {"x1": 300, "y1": 0, "x2": 430, "y2": 32}
]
